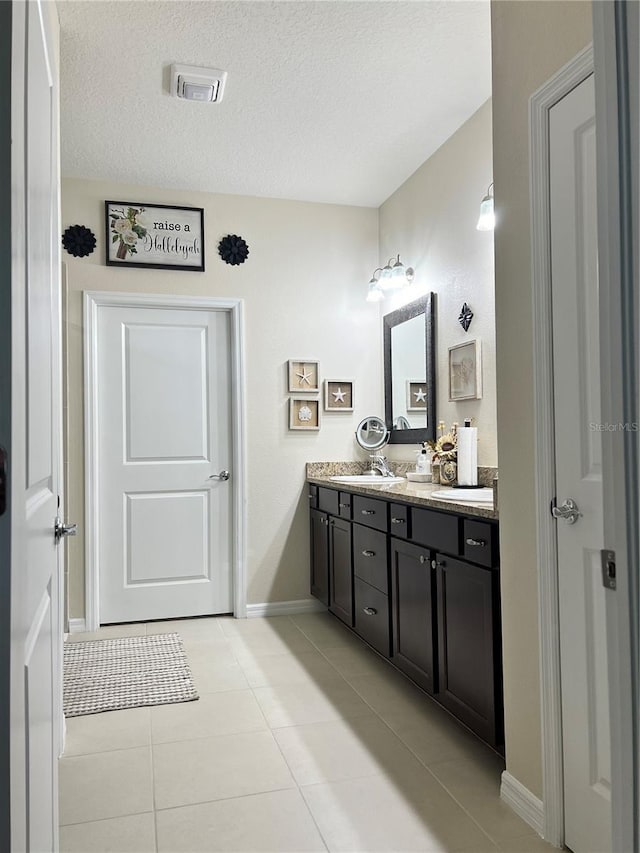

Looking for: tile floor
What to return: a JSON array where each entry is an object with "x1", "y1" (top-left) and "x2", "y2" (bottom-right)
[{"x1": 59, "y1": 613, "x2": 555, "y2": 852}]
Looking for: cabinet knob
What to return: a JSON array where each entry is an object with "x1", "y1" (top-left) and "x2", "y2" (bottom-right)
[
  {"x1": 391, "y1": 517, "x2": 405, "y2": 525},
  {"x1": 361, "y1": 550, "x2": 376, "y2": 558},
  {"x1": 361, "y1": 509, "x2": 375, "y2": 516},
  {"x1": 308, "y1": 494, "x2": 314, "y2": 500},
  {"x1": 466, "y1": 538, "x2": 486, "y2": 547},
  {"x1": 419, "y1": 555, "x2": 427, "y2": 564},
  {"x1": 363, "y1": 607, "x2": 377, "y2": 616}
]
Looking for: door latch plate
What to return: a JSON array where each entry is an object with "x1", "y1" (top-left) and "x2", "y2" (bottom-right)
[{"x1": 601, "y1": 549, "x2": 617, "y2": 590}]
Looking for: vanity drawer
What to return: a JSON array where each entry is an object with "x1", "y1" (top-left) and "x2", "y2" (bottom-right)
[
  {"x1": 308, "y1": 484, "x2": 318, "y2": 509},
  {"x1": 389, "y1": 503, "x2": 409, "y2": 537},
  {"x1": 354, "y1": 577, "x2": 391, "y2": 657},
  {"x1": 411, "y1": 507, "x2": 459, "y2": 554},
  {"x1": 338, "y1": 492, "x2": 352, "y2": 520},
  {"x1": 463, "y1": 519, "x2": 498, "y2": 568},
  {"x1": 353, "y1": 495, "x2": 388, "y2": 532},
  {"x1": 353, "y1": 524, "x2": 388, "y2": 594},
  {"x1": 318, "y1": 487, "x2": 339, "y2": 516}
]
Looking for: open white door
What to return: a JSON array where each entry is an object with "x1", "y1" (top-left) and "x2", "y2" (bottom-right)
[
  {"x1": 10, "y1": 1, "x2": 64, "y2": 850},
  {"x1": 550, "y1": 73, "x2": 611, "y2": 853}
]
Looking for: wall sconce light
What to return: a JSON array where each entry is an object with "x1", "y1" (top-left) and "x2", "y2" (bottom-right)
[
  {"x1": 476, "y1": 182, "x2": 495, "y2": 231},
  {"x1": 366, "y1": 255, "x2": 414, "y2": 301}
]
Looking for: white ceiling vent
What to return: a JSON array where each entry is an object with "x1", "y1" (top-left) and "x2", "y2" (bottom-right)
[{"x1": 170, "y1": 64, "x2": 227, "y2": 103}]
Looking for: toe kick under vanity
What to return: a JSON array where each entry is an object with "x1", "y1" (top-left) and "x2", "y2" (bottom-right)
[{"x1": 307, "y1": 467, "x2": 503, "y2": 753}]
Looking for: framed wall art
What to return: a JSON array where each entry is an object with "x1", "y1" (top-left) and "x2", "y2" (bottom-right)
[
  {"x1": 448, "y1": 339, "x2": 482, "y2": 401},
  {"x1": 289, "y1": 398, "x2": 320, "y2": 431},
  {"x1": 287, "y1": 359, "x2": 319, "y2": 393},
  {"x1": 406, "y1": 380, "x2": 427, "y2": 412},
  {"x1": 105, "y1": 201, "x2": 205, "y2": 271},
  {"x1": 324, "y1": 380, "x2": 353, "y2": 412}
]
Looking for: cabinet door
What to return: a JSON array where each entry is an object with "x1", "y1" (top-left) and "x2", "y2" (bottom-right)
[
  {"x1": 310, "y1": 508, "x2": 329, "y2": 606},
  {"x1": 390, "y1": 538, "x2": 436, "y2": 694},
  {"x1": 329, "y1": 517, "x2": 353, "y2": 626},
  {"x1": 436, "y1": 554, "x2": 500, "y2": 746}
]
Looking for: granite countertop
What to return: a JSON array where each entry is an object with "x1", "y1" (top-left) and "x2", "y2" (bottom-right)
[{"x1": 306, "y1": 463, "x2": 498, "y2": 521}]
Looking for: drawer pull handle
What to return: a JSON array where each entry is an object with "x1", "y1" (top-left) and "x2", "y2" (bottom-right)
[
  {"x1": 339, "y1": 503, "x2": 350, "y2": 508},
  {"x1": 466, "y1": 537, "x2": 487, "y2": 547},
  {"x1": 391, "y1": 518, "x2": 405, "y2": 524},
  {"x1": 419, "y1": 555, "x2": 427, "y2": 564},
  {"x1": 361, "y1": 509, "x2": 375, "y2": 516},
  {"x1": 308, "y1": 494, "x2": 315, "y2": 500},
  {"x1": 363, "y1": 607, "x2": 377, "y2": 616},
  {"x1": 361, "y1": 550, "x2": 376, "y2": 557}
]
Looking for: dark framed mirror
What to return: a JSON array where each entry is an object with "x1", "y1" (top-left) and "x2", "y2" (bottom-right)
[{"x1": 383, "y1": 293, "x2": 436, "y2": 444}]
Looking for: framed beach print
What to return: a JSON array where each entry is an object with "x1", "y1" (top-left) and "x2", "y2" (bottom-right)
[
  {"x1": 448, "y1": 339, "x2": 482, "y2": 401},
  {"x1": 406, "y1": 380, "x2": 427, "y2": 412},
  {"x1": 287, "y1": 360, "x2": 320, "y2": 393},
  {"x1": 324, "y1": 380, "x2": 354, "y2": 412},
  {"x1": 105, "y1": 201, "x2": 205, "y2": 271},
  {"x1": 289, "y1": 398, "x2": 320, "y2": 430}
]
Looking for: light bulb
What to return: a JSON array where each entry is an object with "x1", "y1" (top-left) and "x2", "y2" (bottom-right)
[
  {"x1": 477, "y1": 191, "x2": 495, "y2": 231},
  {"x1": 366, "y1": 278, "x2": 384, "y2": 302}
]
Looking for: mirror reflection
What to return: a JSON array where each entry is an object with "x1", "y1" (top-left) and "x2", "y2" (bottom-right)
[{"x1": 383, "y1": 293, "x2": 436, "y2": 444}]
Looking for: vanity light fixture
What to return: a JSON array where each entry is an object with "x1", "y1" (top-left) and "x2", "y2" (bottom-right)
[
  {"x1": 366, "y1": 271, "x2": 385, "y2": 302},
  {"x1": 476, "y1": 182, "x2": 495, "y2": 231},
  {"x1": 366, "y1": 255, "x2": 414, "y2": 301}
]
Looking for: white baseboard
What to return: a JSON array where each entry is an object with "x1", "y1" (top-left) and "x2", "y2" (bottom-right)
[
  {"x1": 67, "y1": 618, "x2": 87, "y2": 634},
  {"x1": 500, "y1": 771, "x2": 545, "y2": 838},
  {"x1": 246, "y1": 599, "x2": 325, "y2": 618}
]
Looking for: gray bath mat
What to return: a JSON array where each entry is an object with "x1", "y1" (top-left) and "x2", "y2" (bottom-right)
[{"x1": 63, "y1": 632, "x2": 199, "y2": 717}]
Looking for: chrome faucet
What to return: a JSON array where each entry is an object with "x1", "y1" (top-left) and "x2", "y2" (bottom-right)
[{"x1": 370, "y1": 454, "x2": 395, "y2": 477}]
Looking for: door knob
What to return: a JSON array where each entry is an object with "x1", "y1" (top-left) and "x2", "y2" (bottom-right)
[
  {"x1": 208, "y1": 470, "x2": 230, "y2": 482},
  {"x1": 551, "y1": 498, "x2": 582, "y2": 525},
  {"x1": 54, "y1": 516, "x2": 77, "y2": 542}
]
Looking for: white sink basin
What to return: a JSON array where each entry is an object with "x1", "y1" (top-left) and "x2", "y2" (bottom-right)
[
  {"x1": 431, "y1": 488, "x2": 494, "y2": 503},
  {"x1": 329, "y1": 475, "x2": 405, "y2": 484}
]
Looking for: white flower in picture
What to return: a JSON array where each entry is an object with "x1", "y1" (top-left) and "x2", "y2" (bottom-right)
[
  {"x1": 113, "y1": 217, "x2": 130, "y2": 234},
  {"x1": 122, "y1": 228, "x2": 138, "y2": 246},
  {"x1": 298, "y1": 405, "x2": 313, "y2": 422},
  {"x1": 135, "y1": 211, "x2": 152, "y2": 230}
]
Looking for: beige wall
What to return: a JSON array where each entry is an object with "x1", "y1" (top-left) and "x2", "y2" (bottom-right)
[
  {"x1": 491, "y1": 1, "x2": 592, "y2": 799},
  {"x1": 379, "y1": 100, "x2": 497, "y2": 466},
  {"x1": 62, "y1": 178, "x2": 379, "y2": 618}
]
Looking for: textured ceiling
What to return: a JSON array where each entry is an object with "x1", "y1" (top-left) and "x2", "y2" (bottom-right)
[{"x1": 58, "y1": 0, "x2": 491, "y2": 207}]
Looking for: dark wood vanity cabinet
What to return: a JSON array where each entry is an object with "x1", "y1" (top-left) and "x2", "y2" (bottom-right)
[
  {"x1": 390, "y1": 538, "x2": 436, "y2": 695},
  {"x1": 329, "y1": 516, "x2": 353, "y2": 627},
  {"x1": 435, "y1": 554, "x2": 502, "y2": 746},
  {"x1": 309, "y1": 508, "x2": 329, "y2": 606},
  {"x1": 308, "y1": 483, "x2": 503, "y2": 750}
]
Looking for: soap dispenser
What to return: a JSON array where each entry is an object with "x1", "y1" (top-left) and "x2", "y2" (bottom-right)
[{"x1": 415, "y1": 443, "x2": 431, "y2": 478}]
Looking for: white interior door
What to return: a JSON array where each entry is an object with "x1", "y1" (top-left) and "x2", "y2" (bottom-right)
[
  {"x1": 11, "y1": 1, "x2": 63, "y2": 850},
  {"x1": 95, "y1": 302, "x2": 233, "y2": 623},
  {"x1": 550, "y1": 74, "x2": 611, "y2": 853}
]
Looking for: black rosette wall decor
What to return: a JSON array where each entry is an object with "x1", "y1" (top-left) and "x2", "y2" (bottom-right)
[
  {"x1": 62, "y1": 225, "x2": 97, "y2": 258},
  {"x1": 218, "y1": 234, "x2": 249, "y2": 266}
]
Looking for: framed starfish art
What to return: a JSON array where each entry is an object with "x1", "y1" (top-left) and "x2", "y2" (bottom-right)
[
  {"x1": 406, "y1": 380, "x2": 428, "y2": 412},
  {"x1": 324, "y1": 380, "x2": 354, "y2": 412},
  {"x1": 287, "y1": 359, "x2": 319, "y2": 393}
]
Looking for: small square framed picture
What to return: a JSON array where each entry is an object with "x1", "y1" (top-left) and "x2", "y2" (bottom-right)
[
  {"x1": 287, "y1": 360, "x2": 320, "y2": 393},
  {"x1": 448, "y1": 339, "x2": 482, "y2": 401},
  {"x1": 324, "y1": 380, "x2": 354, "y2": 412},
  {"x1": 289, "y1": 398, "x2": 320, "y2": 430},
  {"x1": 406, "y1": 380, "x2": 427, "y2": 412}
]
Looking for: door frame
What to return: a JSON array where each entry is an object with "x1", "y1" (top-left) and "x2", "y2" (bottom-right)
[
  {"x1": 529, "y1": 45, "x2": 594, "y2": 846},
  {"x1": 84, "y1": 291, "x2": 247, "y2": 629},
  {"x1": 592, "y1": 4, "x2": 639, "y2": 851}
]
